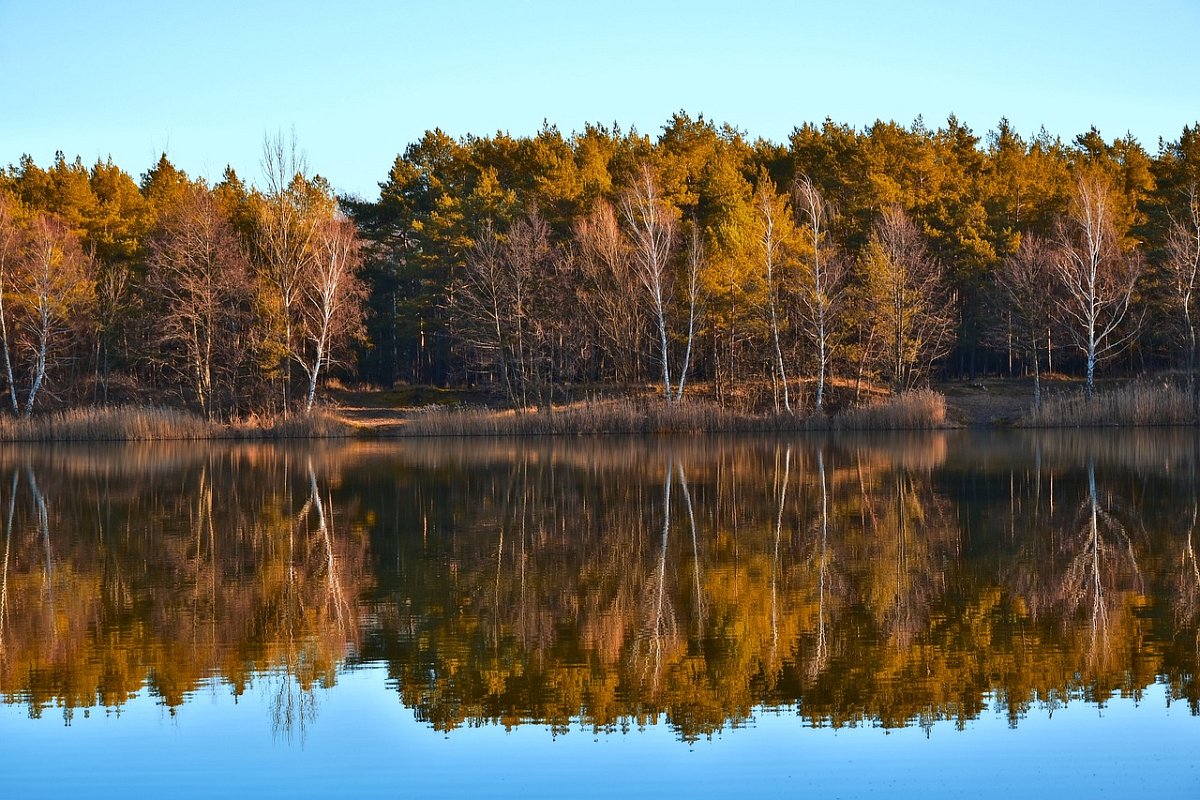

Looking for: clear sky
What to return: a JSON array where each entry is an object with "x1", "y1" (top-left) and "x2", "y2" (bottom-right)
[{"x1": 3, "y1": 0, "x2": 1198, "y2": 200}]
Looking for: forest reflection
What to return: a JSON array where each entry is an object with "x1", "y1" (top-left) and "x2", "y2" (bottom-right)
[
  {"x1": 0, "y1": 432, "x2": 1198, "y2": 741},
  {"x1": 0, "y1": 443, "x2": 368, "y2": 740}
]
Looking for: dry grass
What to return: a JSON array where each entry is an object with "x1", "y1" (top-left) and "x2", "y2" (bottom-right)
[
  {"x1": 396, "y1": 392, "x2": 953, "y2": 437},
  {"x1": 1021, "y1": 383, "x2": 1199, "y2": 427},
  {"x1": 824, "y1": 389, "x2": 949, "y2": 431},
  {"x1": 399, "y1": 398, "x2": 784, "y2": 436},
  {"x1": 0, "y1": 392, "x2": 956, "y2": 442},
  {"x1": 0, "y1": 406, "x2": 352, "y2": 441},
  {"x1": 232, "y1": 408, "x2": 353, "y2": 439}
]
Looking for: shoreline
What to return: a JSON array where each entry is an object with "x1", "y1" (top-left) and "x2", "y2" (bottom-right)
[{"x1": 1, "y1": 382, "x2": 1196, "y2": 442}]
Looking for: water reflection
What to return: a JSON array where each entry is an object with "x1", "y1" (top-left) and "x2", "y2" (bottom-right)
[
  {"x1": 0, "y1": 444, "x2": 370, "y2": 740},
  {"x1": 0, "y1": 432, "x2": 1197, "y2": 741}
]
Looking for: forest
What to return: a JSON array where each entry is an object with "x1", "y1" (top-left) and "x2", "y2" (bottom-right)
[{"x1": 2, "y1": 114, "x2": 1199, "y2": 420}]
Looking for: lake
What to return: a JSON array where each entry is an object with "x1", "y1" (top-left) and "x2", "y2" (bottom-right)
[{"x1": 2, "y1": 431, "x2": 1197, "y2": 797}]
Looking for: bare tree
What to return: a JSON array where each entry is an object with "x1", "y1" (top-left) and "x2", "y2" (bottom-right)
[
  {"x1": 503, "y1": 211, "x2": 553, "y2": 409},
  {"x1": 793, "y1": 175, "x2": 846, "y2": 411},
  {"x1": 996, "y1": 233, "x2": 1056, "y2": 408},
  {"x1": 296, "y1": 216, "x2": 365, "y2": 412},
  {"x1": 457, "y1": 221, "x2": 518, "y2": 403},
  {"x1": 254, "y1": 132, "x2": 321, "y2": 413},
  {"x1": 1165, "y1": 185, "x2": 1200, "y2": 394},
  {"x1": 620, "y1": 164, "x2": 678, "y2": 404},
  {"x1": 455, "y1": 211, "x2": 561, "y2": 410},
  {"x1": 863, "y1": 206, "x2": 952, "y2": 391},
  {"x1": 1051, "y1": 173, "x2": 1143, "y2": 398},
  {"x1": 576, "y1": 202, "x2": 643, "y2": 387},
  {"x1": 0, "y1": 195, "x2": 20, "y2": 415},
  {"x1": 147, "y1": 185, "x2": 252, "y2": 419}
]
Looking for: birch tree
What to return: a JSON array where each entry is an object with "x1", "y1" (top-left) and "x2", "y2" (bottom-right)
[
  {"x1": 293, "y1": 216, "x2": 365, "y2": 412},
  {"x1": 14, "y1": 214, "x2": 94, "y2": 417},
  {"x1": 793, "y1": 175, "x2": 845, "y2": 411},
  {"x1": 1051, "y1": 173, "x2": 1143, "y2": 397},
  {"x1": 754, "y1": 181, "x2": 795, "y2": 412},
  {"x1": 254, "y1": 134, "x2": 322, "y2": 413},
  {"x1": 674, "y1": 221, "x2": 706, "y2": 401},
  {"x1": 620, "y1": 165, "x2": 678, "y2": 403}
]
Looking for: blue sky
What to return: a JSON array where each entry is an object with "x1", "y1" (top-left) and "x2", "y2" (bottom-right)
[{"x1": 3, "y1": 0, "x2": 1198, "y2": 199}]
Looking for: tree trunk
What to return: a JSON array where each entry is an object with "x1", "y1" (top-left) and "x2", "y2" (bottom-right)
[
  {"x1": 1086, "y1": 322, "x2": 1097, "y2": 399},
  {"x1": 1031, "y1": 333, "x2": 1042, "y2": 409},
  {"x1": 655, "y1": 301, "x2": 672, "y2": 405},
  {"x1": 815, "y1": 307, "x2": 827, "y2": 411},
  {"x1": 770, "y1": 302, "x2": 789, "y2": 413},
  {"x1": 0, "y1": 293, "x2": 17, "y2": 416},
  {"x1": 305, "y1": 327, "x2": 328, "y2": 413},
  {"x1": 22, "y1": 314, "x2": 49, "y2": 419}
]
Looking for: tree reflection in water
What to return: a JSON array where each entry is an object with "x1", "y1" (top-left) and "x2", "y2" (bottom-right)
[
  {"x1": 0, "y1": 445, "x2": 370, "y2": 733},
  {"x1": 0, "y1": 432, "x2": 1196, "y2": 740}
]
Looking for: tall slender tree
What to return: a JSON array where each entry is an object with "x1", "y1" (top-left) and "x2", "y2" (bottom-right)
[
  {"x1": 621, "y1": 164, "x2": 678, "y2": 403},
  {"x1": 793, "y1": 175, "x2": 845, "y2": 410},
  {"x1": 254, "y1": 133, "x2": 322, "y2": 413},
  {"x1": 1051, "y1": 172, "x2": 1143, "y2": 397},
  {"x1": 754, "y1": 179, "x2": 796, "y2": 412},
  {"x1": 296, "y1": 216, "x2": 365, "y2": 412},
  {"x1": 15, "y1": 214, "x2": 94, "y2": 416}
]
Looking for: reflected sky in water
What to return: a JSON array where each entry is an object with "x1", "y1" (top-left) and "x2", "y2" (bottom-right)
[
  {"x1": 0, "y1": 431, "x2": 1198, "y2": 796},
  {"x1": 4, "y1": 669, "x2": 1196, "y2": 798}
]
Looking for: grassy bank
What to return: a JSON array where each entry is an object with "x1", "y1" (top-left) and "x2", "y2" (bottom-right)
[
  {"x1": 0, "y1": 390, "x2": 955, "y2": 442},
  {"x1": 399, "y1": 398, "x2": 780, "y2": 436},
  {"x1": 394, "y1": 390, "x2": 952, "y2": 437},
  {"x1": 0, "y1": 406, "x2": 351, "y2": 442},
  {"x1": 1021, "y1": 383, "x2": 1199, "y2": 427}
]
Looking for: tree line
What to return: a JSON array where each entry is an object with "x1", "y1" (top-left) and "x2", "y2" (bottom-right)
[
  {"x1": 3, "y1": 114, "x2": 1200, "y2": 417},
  {"x1": 0, "y1": 135, "x2": 364, "y2": 419},
  {"x1": 351, "y1": 114, "x2": 1200, "y2": 410}
]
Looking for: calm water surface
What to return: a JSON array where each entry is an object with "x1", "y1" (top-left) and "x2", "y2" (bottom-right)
[{"x1": 1, "y1": 432, "x2": 1198, "y2": 797}]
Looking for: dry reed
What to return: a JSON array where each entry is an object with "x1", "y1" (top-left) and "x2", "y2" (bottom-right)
[
  {"x1": 0, "y1": 406, "x2": 351, "y2": 441},
  {"x1": 825, "y1": 389, "x2": 949, "y2": 431},
  {"x1": 396, "y1": 392, "x2": 952, "y2": 437},
  {"x1": 398, "y1": 398, "x2": 782, "y2": 436},
  {"x1": 1021, "y1": 383, "x2": 1199, "y2": 427}
]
